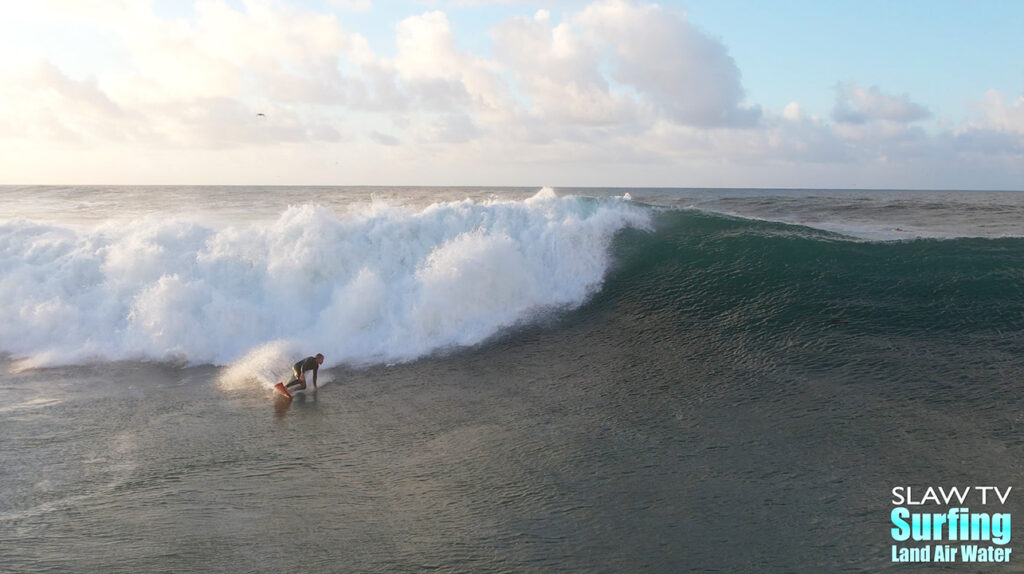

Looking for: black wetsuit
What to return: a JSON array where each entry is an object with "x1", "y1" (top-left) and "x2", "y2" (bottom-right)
[{"x1": 286, "y1": 356, "x2": 319, "y2": 389}]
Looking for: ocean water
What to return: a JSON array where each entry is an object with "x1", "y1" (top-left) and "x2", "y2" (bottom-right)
[{"x1": 1, "y1": 186, "x2": 1023, "y2": 572}]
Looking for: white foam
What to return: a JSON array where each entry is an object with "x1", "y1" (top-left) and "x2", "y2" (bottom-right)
[{"x1": 1, "y1": 189, "x2": 649, "y2": 373}]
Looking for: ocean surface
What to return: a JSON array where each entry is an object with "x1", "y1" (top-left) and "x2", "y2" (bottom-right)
[{"x1": 1, "y1": 186, "x2": 1023, "y2": 572}]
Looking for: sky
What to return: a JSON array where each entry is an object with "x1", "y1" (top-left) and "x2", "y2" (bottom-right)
[{"x1": 1, "y1": 0, "x2": 1022, "y2": 189}]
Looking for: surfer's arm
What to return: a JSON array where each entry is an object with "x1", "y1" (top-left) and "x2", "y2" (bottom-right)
[{"x1": 312, "y1": 367, "x2": 318, "y2": 388}]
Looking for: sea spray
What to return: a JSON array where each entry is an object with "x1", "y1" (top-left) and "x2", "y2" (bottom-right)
[{"x1": 0, "y1": 189, "x2": 650, "y2": 370}]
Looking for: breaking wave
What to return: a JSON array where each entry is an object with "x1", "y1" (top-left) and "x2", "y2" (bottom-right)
[{"x1": 0, "y1": 188, "x2": 649, "y2": 371}]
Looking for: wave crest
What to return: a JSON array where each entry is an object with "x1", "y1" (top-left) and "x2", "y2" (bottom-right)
[{"x1": 0, "y1": 189, "x2": 649, "y2": 369}]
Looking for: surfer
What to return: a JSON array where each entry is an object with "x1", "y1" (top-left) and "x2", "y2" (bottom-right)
[{"x1": 285, "y1": 354, "x2": 324, "y2": 392}]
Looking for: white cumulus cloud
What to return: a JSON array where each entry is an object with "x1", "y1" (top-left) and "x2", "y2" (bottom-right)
[
  {"x1": 832, "y1": 82, "x2": 931, "y2": 125},
  {"x1": 0, "y1": 0, "x2": 1020, "y2": 188}
]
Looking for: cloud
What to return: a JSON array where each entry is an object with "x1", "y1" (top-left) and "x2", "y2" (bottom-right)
[
  {"x1": 832, "y1": 82, "x2": 931, "y2": 125},
  {"x1": 131, "y1": 0, "x2": 351, "y2": 104},
  {"x1": 491, "y1": 8, "x2": 636, "y2": 127},
  {"x1": 1, "y1": 1, "x2": 360, "y2": 149},
  {"x1": 491, "y1": 0, "x2": 758, "y2": 129},
  {"x1": 370, "y1": 130, "x2": 401, "y2": 146},
  {"x1": 0, "y1": 58, "x2": 146, "y2": 144},
  {"x1": 953, "y1": 128, "x2": 1023, "y2": 156},
  {"x1": 970, "y1": 89, "x2": 1024, "y2": 133},
  {"x1": 429, "y1": 112, "x2": 483, "y2": 143},
  {"x1": 952, "y1": 89, "x2": 1024, "y2": 156},
  {"x1": 1, "y1": 0, "x2": 1021, "y2": 188},
  {"x1": 420, "y1": 0, "x2": 553, "y2": 6},
  {"x1": 331, "y1": 0, "x2": 372, "y2": 11},
  {"x1": 27, "y1": 60, "x2": 125, "y2": 119},
  {"x1": 393, "y1": 10, "x2": 510, "y2": 116},
  {"x1": 576, "y1": 0, "x2": 759, "y2": 127},
  {"x1": 1, "y1": 0, "x2": 762, "y2": 153}
]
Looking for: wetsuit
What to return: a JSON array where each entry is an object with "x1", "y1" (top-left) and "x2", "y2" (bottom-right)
[{"x1": 286, "y1": 356, "x2": 319, "y2": 390}]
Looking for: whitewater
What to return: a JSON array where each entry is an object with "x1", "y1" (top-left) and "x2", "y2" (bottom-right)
[{"x1": 0, "y1": 188, "x2": 648, "y2": 371}]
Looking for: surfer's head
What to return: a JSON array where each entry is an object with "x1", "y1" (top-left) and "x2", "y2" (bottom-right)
[{"x1": 316, "y1": 353, "x2": 324, "y2": 364}]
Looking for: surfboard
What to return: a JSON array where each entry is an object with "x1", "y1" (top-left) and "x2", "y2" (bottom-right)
[
  {"x1": 273, "y1": 382, "x2": 292, "y2": 399},
  {"x1": 273, "y1": 380, "x2": 331, "y2": 400},
  {"x1": 289, "y1": 381, "x2": 328, "y2": 395}
]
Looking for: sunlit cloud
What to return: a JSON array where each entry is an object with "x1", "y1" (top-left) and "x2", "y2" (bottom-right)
[
  {"x1": 832, "y1": 83, "x2": 931, "y2": 125},
  {"x1": 0, "y1": 0, "x2": 1021, "y2": 187}
]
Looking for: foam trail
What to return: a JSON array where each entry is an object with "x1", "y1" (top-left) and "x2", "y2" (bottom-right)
[{"x1": 0, "y1": 189, "x2": 649, "y2": 372}]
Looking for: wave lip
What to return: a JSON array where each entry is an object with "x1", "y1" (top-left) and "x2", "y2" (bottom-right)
[{"x1": 1, "y1": 188, "x2": 650, "y2": 369}]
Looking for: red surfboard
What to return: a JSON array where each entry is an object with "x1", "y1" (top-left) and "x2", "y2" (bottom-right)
[{"x1": 273, "y1": 382, "x2": 293, "y2": 399}]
